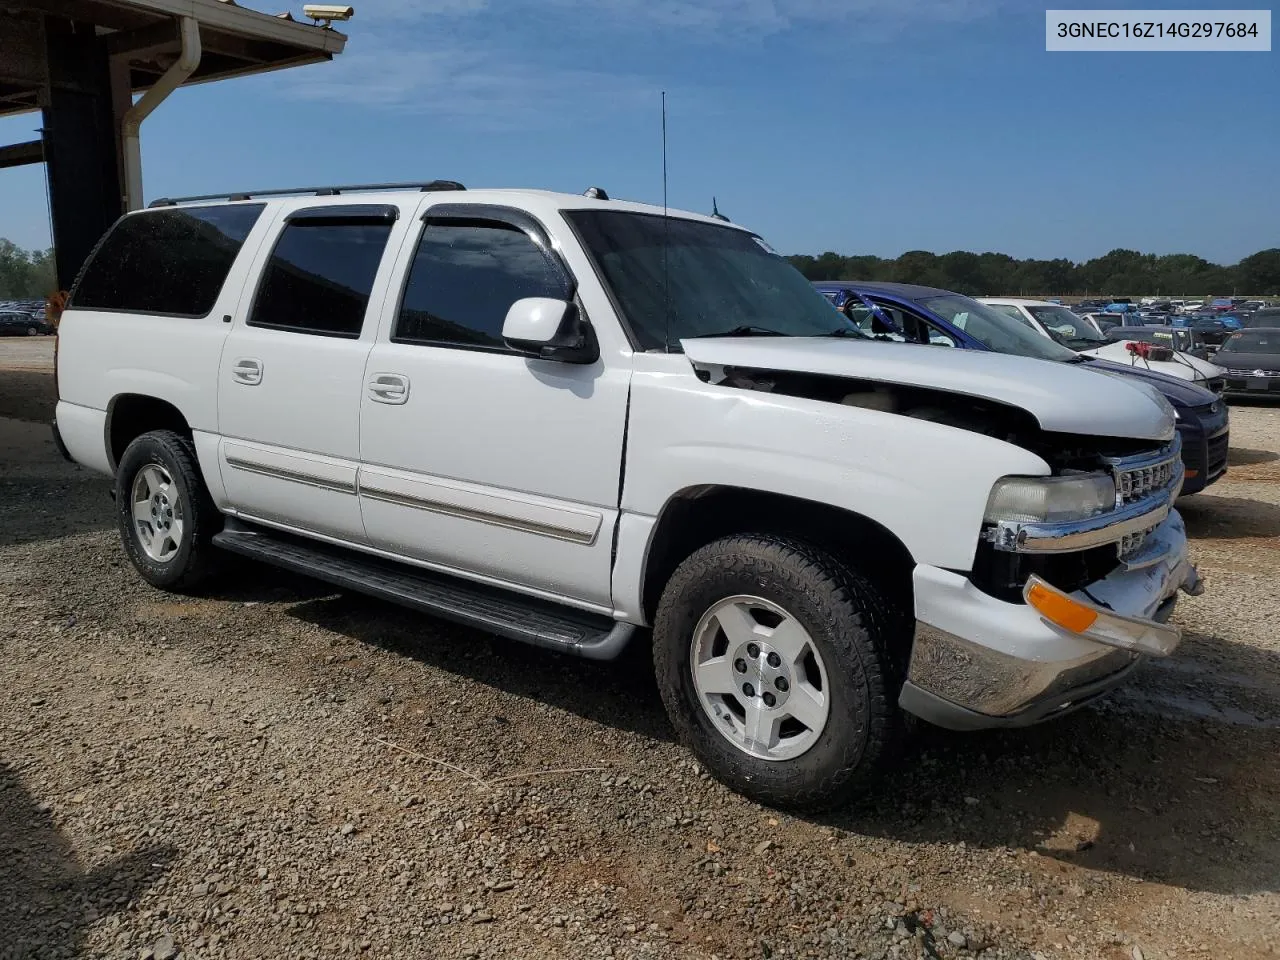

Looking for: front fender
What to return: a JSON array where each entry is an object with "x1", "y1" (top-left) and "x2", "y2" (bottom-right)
[{"x1": 622, "y1": 356, "x2": 1050, "y2": 573}]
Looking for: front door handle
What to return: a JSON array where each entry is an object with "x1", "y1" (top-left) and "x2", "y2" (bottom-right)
[
  {"x1": 232, "y1": 358, "x2": 262, "y2": 385},
  {"x1": 368, "y1": 372, "x2": 409, "y2": 404}
]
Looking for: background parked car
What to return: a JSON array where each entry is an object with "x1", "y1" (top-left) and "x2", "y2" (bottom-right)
[
  {"x1": 814, "y1": 282, "x2": 1230, "y2": 495},
  {"x1": 1215, "y1": 328, "x2": 1280, "y2": 399},
  {"x1": 0, "y1": 310, "x2": 52, "y2": 336},
  {"x1": 980, "y1": 298, "x2": 1225, "y2": 392},
  {"x1": 1243, "y1": 307, "x2": 1280, "y2": 328},
  {"x1": 1103, "y1": 324, "x2": 1220, "y2": 363}
]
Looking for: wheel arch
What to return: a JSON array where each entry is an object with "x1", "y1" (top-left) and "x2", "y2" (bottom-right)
[
  {"x1": 639, "y1": 484, "x2": 917, "y2": 630},
  {"x1": 105, "y1": 394, "x2": 193, "y2": 472}
]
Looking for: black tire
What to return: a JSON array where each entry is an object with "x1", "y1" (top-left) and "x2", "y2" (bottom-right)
[
  {"x1": 26, "y1": 326, "x2": 38, "y2": 336},
  {"x1": 114, "y1": 429, "x2": 221, "y2": 591},
  {"x1": 653, "y1": 534, "x2": 906, "y2": 812}
]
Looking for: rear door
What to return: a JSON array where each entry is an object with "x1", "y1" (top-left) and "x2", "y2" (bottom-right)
[{"x1": 216, "y1": 203, "x2": 407, "y2": 543}]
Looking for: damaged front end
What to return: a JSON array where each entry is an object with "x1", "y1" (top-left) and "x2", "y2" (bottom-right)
[{"x1": 903, "y1": 436, "x2": 1203, "y2": 730}]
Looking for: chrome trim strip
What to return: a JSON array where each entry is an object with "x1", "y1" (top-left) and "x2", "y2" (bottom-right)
[
  {"x1": 988, "y1": 460, "x2": 1182, "y2": 554},
  {"x1": 358, "y1": 484, "x2": 599, "y2": 545},
  {"x1": 1102, "y1": 434, "x2": 1181, "y2": 476},
  {"x1": 224, "y1": 456, "x2": 356, "y2": 495}
]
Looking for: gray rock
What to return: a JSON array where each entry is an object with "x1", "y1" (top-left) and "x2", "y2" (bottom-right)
[
  {"x1": 153, "y1": 935, "x2": 177, "y2": 960},
  {"x1": 947, "y1": 931, "x2": 967, "y2": 948}
]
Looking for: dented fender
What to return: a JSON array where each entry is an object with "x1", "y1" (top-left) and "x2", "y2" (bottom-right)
[{"x1": 620, "y1": 353, "x2": 1051, "y2": 574}]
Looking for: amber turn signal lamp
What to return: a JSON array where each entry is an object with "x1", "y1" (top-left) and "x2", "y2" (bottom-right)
[{"x1": 1026, "y1": 581, "x2": 1099, "y2": 634}]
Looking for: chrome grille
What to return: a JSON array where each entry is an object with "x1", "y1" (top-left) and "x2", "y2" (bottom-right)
[
  {"x1": 1105, "y1": 439, "x2": 1181, "y2": 508},
  {"x1": 1117, "y1": 457, "x2": 1175, "y2": 504},
  {"x1": 1117, "y1": 526, "x2": 1152, "y2": 560},
  {"x1": 1223, "y1": 367, "x2": 1280, "y2": 377}
]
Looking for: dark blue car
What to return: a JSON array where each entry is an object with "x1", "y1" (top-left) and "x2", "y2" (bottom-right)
[{"x1": 812, "y1": 281, "x2": 1229, "y2": 495}]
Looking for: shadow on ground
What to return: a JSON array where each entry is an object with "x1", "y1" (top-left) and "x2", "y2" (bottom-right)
[
  {"x1": 0, "y1": 368, "x2": 55, "y2": 423},
  {"x1": 1228, "y1": 446, "x2": 1280, "y2": 467},
  {"x1": 1180, "y1": 495, "x2": 1280, "y2": 540},
  {"x1": 287, "y1": 592, "x2": 677, "y2": 747},
  {"x1": 0, "y1": 761, "x2": 176, "y2": 960},
  {"x1": 276, "y1": 590, "x2": 1280, "y2": 898}
]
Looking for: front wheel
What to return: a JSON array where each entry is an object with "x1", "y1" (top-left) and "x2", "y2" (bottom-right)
[
  {"x1": 653, "y1": 534, "x2": 906, "y2": 812},
  {"x1": 115, "y1": 429, "x2": 221, "y2": 591}
]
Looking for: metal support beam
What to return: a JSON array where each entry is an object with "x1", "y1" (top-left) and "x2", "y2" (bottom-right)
[
  {"x1": 0, "y1": 139, "x2": 44, "y2": 169},
  {"x1": 41, "y1": 16, "x2": 126, "y2": 289},
  {"x1": 105, "y1": 18, "x2": 179, "y2": 58}
]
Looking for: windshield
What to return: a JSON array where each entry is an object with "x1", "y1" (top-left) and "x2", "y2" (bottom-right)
[
  {"x1": 564, "y1": 210, "x2": 855, "y2": 349},
  {"x1": 1026, "y1": 305, "x2": 1107, "y2": 348},
  {"x1": 918, "y1": 295, "x2": 1078, "y2": 361},
  {"x1": 1220, "y1": 331, "x2": 1280, "y2": 354}
]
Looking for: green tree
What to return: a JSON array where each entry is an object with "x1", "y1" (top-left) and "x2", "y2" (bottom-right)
[
  {"x1": 0, "y1": 239, "x2": 56, "y2": 299},
  {"x1": 1237, "y1": 249, "x2": 1280, "y2": 294}
]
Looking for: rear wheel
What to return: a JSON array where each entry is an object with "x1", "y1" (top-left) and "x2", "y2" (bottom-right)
[
  {"x1": 115, "y1": 430, "x2": 221, "y2": 591},
  {"x1": 26, "y1": 325, "x2": 38, "y2": 336},
  {"x1": 653, "y1": 534, "x2": 905, "y2": 811}
]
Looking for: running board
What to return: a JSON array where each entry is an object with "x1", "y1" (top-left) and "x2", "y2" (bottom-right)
[{"x1": 211, "y1": 522, "x2": 634, "y2": 660}]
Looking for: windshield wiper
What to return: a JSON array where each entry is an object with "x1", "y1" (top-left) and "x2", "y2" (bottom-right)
[
  {"x1": 684, "y1": 325, "x2": 788, "y2": 339},
  {"x1": 817, "y1": 327, "x2": 868, "y2": 339}
]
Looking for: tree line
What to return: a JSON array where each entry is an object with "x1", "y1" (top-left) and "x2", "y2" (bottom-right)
[
  {"x1": 0, "y1": 239, "x2": 56, "y2": 300},
  {"x1": 788, "y1": 247, "x2": 1280, "y2": 298},
  {"x1": 4, "y1": 234, "x2": 1279, "y2": 301}
]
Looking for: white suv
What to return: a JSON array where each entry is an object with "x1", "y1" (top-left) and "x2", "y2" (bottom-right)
[{"x1": 53, "y1": 182, "x2": 1201, "y2": 809}]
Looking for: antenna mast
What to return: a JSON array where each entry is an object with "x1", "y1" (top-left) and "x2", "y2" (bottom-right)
[{"x1": 662, "y1": 90, "x2": 670, "y2": 352}]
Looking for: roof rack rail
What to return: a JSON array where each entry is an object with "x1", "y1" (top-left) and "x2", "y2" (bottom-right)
[{"x1": 148, "y1": 180, "x2": 466, "y2": 208}]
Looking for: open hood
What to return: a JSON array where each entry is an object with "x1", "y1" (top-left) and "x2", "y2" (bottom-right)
[{"x1": 681, "y1": 337, "x2": 1176, "y2": 442}]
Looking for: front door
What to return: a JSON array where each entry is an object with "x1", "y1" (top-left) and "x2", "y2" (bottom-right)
[
  {"x1": 358, "y1": 203, "x2": 631, "y2": 610},
  {"x1": 217, "y1": 203, "x2": 405, "y2": 543}
]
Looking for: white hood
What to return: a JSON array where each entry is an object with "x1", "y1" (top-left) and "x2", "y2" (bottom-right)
[
  {"x1": 681, "y1": 337, "x2": 1177, "y2": 442},
  {"x1": 1079, "y1": 341, "x2": 1226, "y2": 382}
]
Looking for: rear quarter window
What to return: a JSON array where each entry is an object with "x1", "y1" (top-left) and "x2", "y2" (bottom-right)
[{"x1": 69, "y1": 204, "x2": 266, "y2": 317}]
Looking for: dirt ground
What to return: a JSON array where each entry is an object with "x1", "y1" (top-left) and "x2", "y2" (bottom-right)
[{"x1": 1, "y1": 338, "x2": 1277, "y2": 960}]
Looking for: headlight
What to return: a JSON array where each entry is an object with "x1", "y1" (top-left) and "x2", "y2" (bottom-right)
[{"x1": 984, "y1": 474, "x2": 1117, "y2": 524}]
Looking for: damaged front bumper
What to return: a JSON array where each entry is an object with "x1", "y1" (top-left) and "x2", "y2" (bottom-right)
[{"x1": 900, "y1": 509, "x2": 1201, "y2": 731}]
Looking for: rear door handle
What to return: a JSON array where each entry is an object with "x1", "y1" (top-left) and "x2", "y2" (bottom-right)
[
  {"x1": 232, "y1": 358, "x2": 262, "y2": 385},
  {"x1": 368, "y1": 372, "x2": 409, "y2": 404}
]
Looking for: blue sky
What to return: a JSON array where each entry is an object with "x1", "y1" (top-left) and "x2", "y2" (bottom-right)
[{"x1": 1, "y1": 0, "x2": 1276, "y2": 262}]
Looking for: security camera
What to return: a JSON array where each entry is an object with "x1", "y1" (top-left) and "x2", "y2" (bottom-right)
[{"x1": 303, "y1": 4, "x2": 354, "y2": 24}]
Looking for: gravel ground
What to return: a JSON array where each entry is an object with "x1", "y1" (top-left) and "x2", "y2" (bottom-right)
[{"x1": 2, "y1": 340, "x2": 1277, "y2": 960}]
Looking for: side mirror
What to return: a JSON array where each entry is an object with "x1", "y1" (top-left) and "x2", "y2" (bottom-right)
[{"x1": 502, "y1": 297, "x2": 598, "y2": 364}]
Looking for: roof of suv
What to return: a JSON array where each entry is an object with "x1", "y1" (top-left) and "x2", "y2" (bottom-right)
[{"x1": 146, "y1": 187, "x2": 745, "y2": 232}]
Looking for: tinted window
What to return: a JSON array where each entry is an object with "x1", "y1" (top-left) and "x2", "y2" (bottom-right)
[
  {"x1": 394, "y1": 221, "x2": 570, "y2": 349},
  {"x1": 1220, "y1": 331, "x2": 1280, "y2": 354},
  {"x1": 1025, "y1": 305, "x2": 1107, "y2": 346},
  {"x1": 1246, "y1": 309, "x2": 1280, "y2": 328},
  {"x1": 920, "y1": 295, "x2": 1077, "y2": 362},
  {"x1": 248, "y1": 221, "x2": 392, "y2": 338},
  {"x1": 70, "y1": 204, "x2": 264, "y2": 316},
  {"x1": 990, "y1": 304, "x2": 1037, "y2": 328}
]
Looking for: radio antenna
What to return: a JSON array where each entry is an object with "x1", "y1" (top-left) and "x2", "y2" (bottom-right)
[{"x1": 662, "y1": 90, "x2": 670, "y2": 353}]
